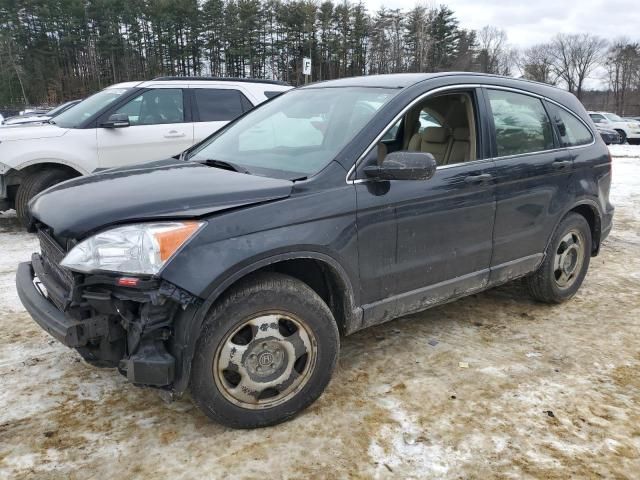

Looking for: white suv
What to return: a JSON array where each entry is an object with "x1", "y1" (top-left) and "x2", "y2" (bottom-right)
[
  {"x1": 588, "y1": 111, "x2": 640, "y2": 144},
  {"x1": 0, "y1": 77, "x2": 291, "y2": 225}
]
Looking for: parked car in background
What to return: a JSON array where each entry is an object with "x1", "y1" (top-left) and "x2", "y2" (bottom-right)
[
  {"x1": 0, "y1": 113, "x2": 3, "y2": 124},
  {"x1": 595, "y1": 124, "x2": 622, "y2": 145},
  {"x1": 588, "y1": 111, "x2": 640, "y2": 144},
  {"x1": 17, "y1": 73, "x2": 613, "y2": 429},
  {"x1": 1, "y1": 100, "x2": 82, "y2": 127},
  {"x1": 0, "y1": 77, "x2": 292, "y2": 225},
  {"x1": 19, "y1": 108, "x2": 50, "y2": 116}
]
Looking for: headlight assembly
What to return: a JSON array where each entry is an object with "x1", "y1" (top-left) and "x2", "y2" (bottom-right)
[{"x1": 60, "y1": 221, "x2": 205, "y2": 275}]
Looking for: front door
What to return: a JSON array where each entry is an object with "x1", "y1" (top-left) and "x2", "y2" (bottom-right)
[
  {"x1": 97, "y1": 87, "x2": 193, "y2": 168},
  {"x1": 355, "y1": 88, "x2": 497, "y2": 326}
]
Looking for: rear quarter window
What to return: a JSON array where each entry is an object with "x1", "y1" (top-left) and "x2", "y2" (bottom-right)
[{"x1": 547, "y1": 104, "x2": 593, "y2": 147}]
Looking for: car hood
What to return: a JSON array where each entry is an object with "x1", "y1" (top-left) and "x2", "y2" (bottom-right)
[
  {"x1": 30, "y1": 159, "x2": 294, "y2": 238},
  {"x1": 595, "y1": 125, "x2": 617, "y2": 134},
  {"x1": 0, "y1": 124, "x2": 67, "y2": 141},
  {"x1": 4, "y1": 115, "x2": 51, "y2": 126}
]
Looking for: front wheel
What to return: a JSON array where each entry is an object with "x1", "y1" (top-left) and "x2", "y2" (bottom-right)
[
  {"x1": 15, "y1": 169, "x2": 74, "y2": 227},
  {"x1": 191, "y1": 272, "x2": 339, "y2": 428},
  {"x1": 615, "y1": 129, "x2": 627, "y2": 144},
  {"x1": 526, "y1": 213, "x2": 592, "y2": 304}
]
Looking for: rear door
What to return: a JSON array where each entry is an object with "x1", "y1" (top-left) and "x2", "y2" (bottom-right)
[
  {"x1": 485, "y1": 88, "x2": 574, "y2": 283},
  {"x1": 190, "y1": 87, "x2": 255, "y2": 143},
  {"x1": 96, "y1": 86, "x2": 193, "y2": 168}
]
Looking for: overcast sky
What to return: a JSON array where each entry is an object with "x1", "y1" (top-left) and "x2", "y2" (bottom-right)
[{"x1": 361, "y1": 0, "x2": 640, "y2": 47}]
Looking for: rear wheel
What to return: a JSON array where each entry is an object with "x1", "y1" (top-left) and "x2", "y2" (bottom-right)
[
  {"x1": 526, "y1": 213, "x2": 592, "y2": 304},
  {"x1": 15, "y1": 169, "x2": 74, "y2": 227},
  {"x1": 191, "y1": 272, "x2": 339, "y2": 428}
]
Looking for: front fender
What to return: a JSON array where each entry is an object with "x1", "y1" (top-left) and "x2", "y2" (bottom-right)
[
  {"x1": 168, "y1": 249, "x2": 361, "y2": 395},
  {"x1": 15, "y1": 157, "x2": 90, "y2": 175}
]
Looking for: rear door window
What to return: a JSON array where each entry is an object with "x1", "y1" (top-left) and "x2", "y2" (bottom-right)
[
  {"x1": 546, "y1": 104, "x2": 593, "y2": 147},
  {"x1": 487, "y1": 89, "x2": 554, "y2": 157},
  {"x1": 194, "y1": 89, "x2": 251, "y2": 122}
]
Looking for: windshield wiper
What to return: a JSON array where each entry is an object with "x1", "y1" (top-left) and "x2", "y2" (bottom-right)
[{"x1": 197, "y1": 158, "x2": 251, "y2": 174}]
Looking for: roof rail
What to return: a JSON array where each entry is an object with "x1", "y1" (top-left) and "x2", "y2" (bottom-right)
[{"x1": 151, "y1": 76, "x2": 290, "y2": 86}]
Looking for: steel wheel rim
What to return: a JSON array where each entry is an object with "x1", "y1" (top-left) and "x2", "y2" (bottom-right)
[
  {"x1": 213, "y1": 311, "x2": 318, "y2": 409},
  {"x1": 553, "y1": 229, "x2": 585, "y2": 289}
]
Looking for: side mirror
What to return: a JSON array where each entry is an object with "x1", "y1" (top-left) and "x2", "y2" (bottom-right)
[
  {"x1": 364, "y1": 151, "x2": 437, "y2": 181},
  {"x1": 101, "y1": 113, "x2": 130, "y2": 128}
]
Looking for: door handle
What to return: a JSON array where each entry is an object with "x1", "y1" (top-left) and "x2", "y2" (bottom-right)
[
  {"x1": 164, "y1": 130, "x2": 186, "y2": 139},
  {"x1": 464, "y1": 173, "x2": 493, "y2": 184},
  {"x1": 552, "y1": 159, "x2": 572, "y2": 169}
]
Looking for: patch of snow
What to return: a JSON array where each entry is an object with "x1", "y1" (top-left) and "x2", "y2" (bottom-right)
[{"x1": 368, "y1": 396, "x2": 470, "y2": 477}]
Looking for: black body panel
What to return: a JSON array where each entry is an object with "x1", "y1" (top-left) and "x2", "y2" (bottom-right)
[{"x1": 29, "y1": 158, "x2": 293, "y2": 238}]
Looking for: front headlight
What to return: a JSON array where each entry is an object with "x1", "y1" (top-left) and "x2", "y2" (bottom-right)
[{"x1": 60, "y1": 221, "x2": 205, "y2": 275}]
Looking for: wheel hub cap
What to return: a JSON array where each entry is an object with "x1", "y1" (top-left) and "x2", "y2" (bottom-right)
[
  {"x1": 553, "y1": 230, "x2": 584, "y2": 288},
  {"x1": 213, "y1": 312, "x2": 317, "y2": 409},
  {"x1": 245, "y1": 340, "x2": 288, "y2": 379}
]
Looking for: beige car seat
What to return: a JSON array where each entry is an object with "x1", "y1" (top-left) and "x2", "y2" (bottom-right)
[
  {"x1": 408, "y1": 127, "x2": 450, "y2": 165},
  {"x1": 447, "y1": 127, "x2": 471, "y2": 164}
]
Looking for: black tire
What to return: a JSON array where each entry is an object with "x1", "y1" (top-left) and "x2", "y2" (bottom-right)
[
  {"x1": 614, "y1": 129, "x2": 627, "y2": 144},
  {"x1": 15, "y1": 169, "x2": 73, "y2": 226},
  {"x1": 191, "y1": 272, "x2": 340, "y2": 429},
  {"x1": 526, "y1": 213, "x2": 592, "y2": 304}
]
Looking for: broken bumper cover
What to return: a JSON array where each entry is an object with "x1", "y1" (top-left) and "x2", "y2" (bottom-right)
[
  {"x1": 16, "y1": 261, "x2": 83, "y2": 346},
  {"x1": 16, "y1": 260, "x2": 180, "y2": 387}
]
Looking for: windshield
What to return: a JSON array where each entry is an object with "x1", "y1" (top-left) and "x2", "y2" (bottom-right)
[
  {"x1": 188, "y1": 87, "x2": 397, "y2": 178},
  {"x1": 53, "y1": 88, "x2": 131, "y2": 128},
  {"x1": 605, "y1": 113, "x2": 623, "y2": 121},
  {"x1": 47, "y1": 101, "x2": 76, "y2": 117}
]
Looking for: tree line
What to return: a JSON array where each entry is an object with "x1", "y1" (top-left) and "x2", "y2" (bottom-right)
[{"x1": 1, "y1": 0, "x2": 639, "y2": 115}]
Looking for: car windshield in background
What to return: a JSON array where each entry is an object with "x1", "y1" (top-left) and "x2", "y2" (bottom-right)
[
  {"x1": 188, "y1": 87, "x2": 397, "y2": 178},
  {"x1": 52, "y1": 88, "x2": 130, "y2": 128},
  {"x1": 47, "y1": 101, "x2": 74, "y2": 117},
  {"x1": 605, "y1": 113, "x2": 623, "y2": 121}
]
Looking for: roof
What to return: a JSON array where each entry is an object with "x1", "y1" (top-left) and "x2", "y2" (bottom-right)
[
  {"x1": 301, "y1": 72, "x2": 569, "y2": 93},
  {"x1": 152, "y1": 76, "x2": 290, "y2": 86},
  {"x1": 300, "y1": 73, "x2": 441, "y2": 89}
]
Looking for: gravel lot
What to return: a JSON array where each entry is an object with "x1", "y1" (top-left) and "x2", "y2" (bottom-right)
[{"x1": 1, "y1": 145, "x2": 639, "y2": 479}]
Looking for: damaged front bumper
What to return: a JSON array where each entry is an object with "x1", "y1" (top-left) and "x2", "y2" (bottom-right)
[{"x1": 16, "y1": 256, "x2": 198, "y2": 389}]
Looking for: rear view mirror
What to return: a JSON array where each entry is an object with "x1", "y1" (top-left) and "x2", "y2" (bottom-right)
[
  {"x1": 101, "y1": 113, "x2": 130, "y2": 128},
  {"x1": 364, "y1": 151, "x2": 437, "y2": 181}
]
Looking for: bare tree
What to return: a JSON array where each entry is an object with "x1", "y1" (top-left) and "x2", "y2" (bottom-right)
[
  {"x1": 606, "y1": 39, "x2": 640, "y2": 114},
  {"x1": 519, "y1": 43, "x2": 556, "y2": 84},
  {"x1": 476, "y1": 26, "x2": 513, "y2": 75},
  {"x1": 549, "y1": 33, "x2": 607, "y2": 99}
]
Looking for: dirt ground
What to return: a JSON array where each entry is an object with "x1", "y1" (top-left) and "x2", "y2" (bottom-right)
[{"x1": 1, "y1": 145, "x2": 639, "y2": 479}]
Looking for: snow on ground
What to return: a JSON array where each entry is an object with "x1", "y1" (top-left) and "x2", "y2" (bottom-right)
[{"x1": 1, "y1": 147, "x2": 639, "y2": 479}]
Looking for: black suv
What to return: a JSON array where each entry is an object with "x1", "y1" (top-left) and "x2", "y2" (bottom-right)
[{"x1": 17, "y1": 73, "x2": 614, "y2": 428}]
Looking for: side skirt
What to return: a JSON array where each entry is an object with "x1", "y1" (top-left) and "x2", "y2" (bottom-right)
[{"x1": 359, "y1": 254, "x2": 542, "y2": 331}]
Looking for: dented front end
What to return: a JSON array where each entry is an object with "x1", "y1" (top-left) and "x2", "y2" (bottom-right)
[{"x1": 16, "y1": 227, "x2": 198, "y2": 389}]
